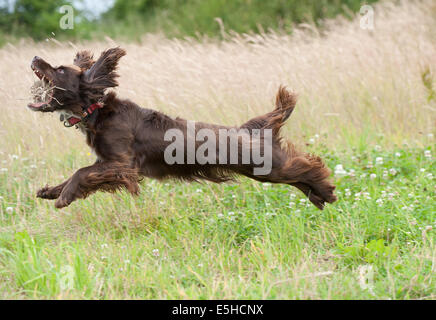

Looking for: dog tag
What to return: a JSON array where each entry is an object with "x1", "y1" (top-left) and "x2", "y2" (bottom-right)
[
  {"x1": 64, "y1": 120, "x2": 73, "y2": 127},
  {"x1": 60, "y1": 114, "x2": 64, "y2": 122}
]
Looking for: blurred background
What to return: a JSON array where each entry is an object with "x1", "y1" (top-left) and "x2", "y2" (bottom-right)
[{"x1": 0, "y1": 0, "x2": 379, "y2": 45}]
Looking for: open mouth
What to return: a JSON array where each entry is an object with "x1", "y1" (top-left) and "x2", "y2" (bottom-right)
[{"x1": 28, "y1": 64, "x2": 55, "y2": 111}]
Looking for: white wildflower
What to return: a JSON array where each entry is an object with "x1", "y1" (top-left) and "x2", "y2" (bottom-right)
[
  {"x1": 395, "y1": 152, "x2": 401, "y2": 157},
  {"x1": 389, "y1": 168, "x2": 397, "y2": 176},
  {"x1": 6, "y1": 207, "x2": 13, "y2": 214},
  {"x1": 424, "y1": 150, "x2": 431, "y2": 158},
  {"x1": 354, "y1": 192, "x2": 361, "y2": 201},
  {"x1": 375, "y1": 157, "x2": 383, "y2": 165},
  {"x1": 334, "y1": 164, "x2": 347, "y2": 177},
  {"x1": 152, "y1": 249, "x2": 160, "y2": 257},
  {"x1": 374, "y1": 145, "x2": 382, "y2": 151},
  {"x1": 370, "y1": 173, "x2": 377, "y2": 180},
  {"x1": 362, "y1": 192, "x2": 371, "y2": 200}
]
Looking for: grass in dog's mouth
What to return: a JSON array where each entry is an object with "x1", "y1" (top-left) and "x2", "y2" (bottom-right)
[{"x1": 28, "y1": 79, "x2": 55, "y2": 110}]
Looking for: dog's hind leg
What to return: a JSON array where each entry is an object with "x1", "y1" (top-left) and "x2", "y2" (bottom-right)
[
  {"x1": 244, "y1": 154, "x2": 336, "y2": 209},
  {"x1": 54, "y1": 162, "x2": 140, "y2": 209},
  {"x1": 276, "y1": 155, "x2": 337, "y2": 209}
]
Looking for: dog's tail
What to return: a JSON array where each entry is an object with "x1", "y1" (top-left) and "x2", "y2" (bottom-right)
[
  {"x1": 240, "y1": 85, "x2": 297, "y2": 138},
  {"x1": 268, "y1": 85, "x2": 297, "y2": 137}
]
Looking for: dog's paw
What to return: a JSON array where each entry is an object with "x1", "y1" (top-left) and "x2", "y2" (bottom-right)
[
  {"x1": 55, "y1": 194, "x2": 73, "y2": 209},
  {"x1": 322, "y1": 184, "x2": 337, "y2": 204},
  {"x1": 308, "y1": 193, "x2": 326, "y2": 210},
  {"x1": 54, "y1": 197, "x2": 69, "y2": 209},
  {"x1": 37, "y1": 185, "x2": 58, "y2": 199},
  {"x1": 312, "y1": 182, "x2": 337, "y2": 205}
]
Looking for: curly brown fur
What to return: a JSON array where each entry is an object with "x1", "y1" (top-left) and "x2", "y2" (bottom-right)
[{"x1": 29, "y1": 47, "x2": 337, "y2": 209}]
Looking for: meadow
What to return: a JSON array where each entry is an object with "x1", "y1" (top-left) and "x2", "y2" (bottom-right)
[{"x1": 0, "y1": 0, "x2": 434, "y2": 299}]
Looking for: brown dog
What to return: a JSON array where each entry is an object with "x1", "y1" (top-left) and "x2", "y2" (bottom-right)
[{"x1": 29, "y1": 47, "x2": 337, "y2": 209}]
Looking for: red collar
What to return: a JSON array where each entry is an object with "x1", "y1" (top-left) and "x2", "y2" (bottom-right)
[{"x1": 64, "y1": 103, "x2": 103, "y2": 127}]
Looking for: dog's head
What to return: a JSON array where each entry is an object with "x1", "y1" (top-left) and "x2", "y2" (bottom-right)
[{"x1": 28, "y1": 47, "x2": 126, "y2": 115}]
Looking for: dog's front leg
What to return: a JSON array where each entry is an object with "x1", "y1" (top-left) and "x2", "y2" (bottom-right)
[
  {"x1": 54, "y1": 161, "x2": 139, "y2": 209},
  {"x1": 37, "y1": 180, "x2": 71, "y2": 200},
  {"x1": 36, "y1": 159, "x2": 104, "y2": 200}
]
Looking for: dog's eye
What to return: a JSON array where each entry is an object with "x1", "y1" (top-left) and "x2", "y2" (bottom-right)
[{"x1": 57, "y1": 68, "x2": 65, "y2": 74}]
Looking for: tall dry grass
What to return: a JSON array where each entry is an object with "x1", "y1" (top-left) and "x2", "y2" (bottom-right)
[{"x1": 0, "y1": 0, "x2": 435, "y2": 157}]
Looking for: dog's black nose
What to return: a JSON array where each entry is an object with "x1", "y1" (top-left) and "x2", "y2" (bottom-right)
[{"x1": 31, "y1": 56, "x2": 42, "y2": 69}]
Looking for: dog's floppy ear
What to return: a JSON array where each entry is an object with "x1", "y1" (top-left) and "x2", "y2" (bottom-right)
[
  {"x1": 81, "y1": 47, "x2": 126, "y2": 100},
  {"x1": 84, "y1": 47, "x2": 125, "y2": 84},
  {"x1": 74, "y1": 50, "x2": 95, "y2": 70}
]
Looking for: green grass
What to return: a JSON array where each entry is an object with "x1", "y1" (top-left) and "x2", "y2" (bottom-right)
[{"x1": 0, "y1": 138, "x2": 434, "y2": 299}]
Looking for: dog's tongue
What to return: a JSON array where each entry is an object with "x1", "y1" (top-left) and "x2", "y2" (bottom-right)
[{"x1": 28, "y1": 102, "x2": 48, "y2": 109}]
